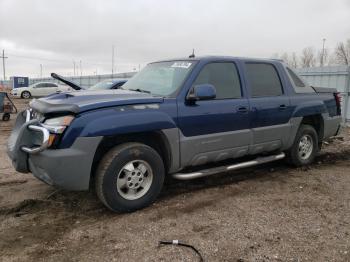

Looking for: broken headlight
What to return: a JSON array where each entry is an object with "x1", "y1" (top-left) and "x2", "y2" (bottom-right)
[
  {"x1": 42, "y1": 115, "x2": 75, "y2": 147},
  {"x1": 43, "y1": 115, "x2": 75, "y2": 134}
]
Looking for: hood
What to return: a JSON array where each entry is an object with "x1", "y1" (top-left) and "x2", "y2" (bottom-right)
[
  {"x1": 51, "y1": 73, "x2": 83, "y2": 90},
  {"x1": 29, "y1": 89, "x2": 164, "y2": 114}
]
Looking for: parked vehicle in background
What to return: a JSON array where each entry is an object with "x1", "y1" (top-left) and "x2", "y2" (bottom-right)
[
  {"x1": 88, "y1": 79, "x2": 128, "y2": 90},
  {"x1": 10, "y1": 82, "x2": 71, "y2": 99},
  {"x1": 7, "y1": 56, "x2": 342, "y2": 213},
  {"x1": 48, "y1": 74, "x2": 127, "y2": 91}
]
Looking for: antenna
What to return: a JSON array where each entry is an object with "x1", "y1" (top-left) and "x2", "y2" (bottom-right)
[{"x1": 189, "y1": 49, "x2": 195, "y2": 58}]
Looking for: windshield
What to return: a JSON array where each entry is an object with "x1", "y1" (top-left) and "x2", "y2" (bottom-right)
[
  {"x1": 89, "y1": 80, "x2": 115, "y2": 90},
  {"x1": 122, "y1": 61, "x2": 196, "y2": 96}
]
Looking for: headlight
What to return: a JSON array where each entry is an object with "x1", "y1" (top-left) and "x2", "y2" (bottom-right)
[
  {"x1": 42, "y1": 115, "x2": 75, "y2": 134},
  {"x1": 42, "y1": 115, "x2": 74, "y2": 148}
]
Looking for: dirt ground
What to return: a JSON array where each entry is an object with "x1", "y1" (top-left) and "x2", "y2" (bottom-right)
[{"x1": 0, "y1": 98, "x2": 350, "y2": 262}]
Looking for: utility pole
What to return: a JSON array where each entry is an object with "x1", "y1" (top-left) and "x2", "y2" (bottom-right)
[
  {"x1": 80, "y1": 60, "x2": 82, "y2": 76},
  {"x1": 40, "y1": 64, "x2": 43, "y2": 78},
  {"x1": 1, "y1": 49, "x2": 8, "y2": 81},
  {"x1": 73, "y1": 61, "x2": 76, "y2": 76},
  {"x1": 321, "y1": 38, "x2": 326, "y2": 67},
  {"x1": 112, "y1": 45, "x2": 115, "y2": 78}
]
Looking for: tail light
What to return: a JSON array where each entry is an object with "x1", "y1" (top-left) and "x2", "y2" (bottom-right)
[{"x1": 334, "y1": 92, "x2": 342, "y2": 115}]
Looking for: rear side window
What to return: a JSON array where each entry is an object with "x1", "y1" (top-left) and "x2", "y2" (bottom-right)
[
  {"x1": 245, "y1": 63, "x2": 283, "y2": 97},
  {"x1": 193, "y1": 62, "x2": 241, "y2": 99},
  {"x1": 287, "y1": 67, "x2": 305, "y2": 87},
  {"x1": 35, "y1": 83, "x2": 46, "y2": 88}
]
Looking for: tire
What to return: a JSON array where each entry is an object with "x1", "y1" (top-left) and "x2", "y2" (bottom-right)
[
  {"x1": 95, "y1": 142, "x2": 165, "y2": 213},
  {"x1": 21, "y1": 91, "x2": 31, "y2": 99},
  {"x1": 2, "y1": 113, "x2": 10, "y2": 121},
  {"x1": 287, "y1": 124, "x2": 318, "y2": 166}
]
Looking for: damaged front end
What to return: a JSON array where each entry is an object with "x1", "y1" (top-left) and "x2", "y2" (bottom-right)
[
  {"x1": 7, "y1": 109, "x2": 48, "y2": 173},
  {"x1": 7, "y1": 108, "x2": 75, "y2": 172},
  {"x1": 7, "y1": 105, "x2": 100, "y2": 191}
]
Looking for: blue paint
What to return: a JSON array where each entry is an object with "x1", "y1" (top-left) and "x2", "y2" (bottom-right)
[{"x1": 32, "y1": 56, "x2": 340, "y2": 149}]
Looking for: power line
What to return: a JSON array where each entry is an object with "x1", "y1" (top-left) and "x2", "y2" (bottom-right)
[{"x1": 7, "y1": 52, "x2": 110, "y2": 67}]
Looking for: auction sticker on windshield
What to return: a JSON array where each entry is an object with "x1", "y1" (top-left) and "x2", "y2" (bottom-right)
[{"x1": 171, "y1": 62, "x2": 192, "y2": 69}]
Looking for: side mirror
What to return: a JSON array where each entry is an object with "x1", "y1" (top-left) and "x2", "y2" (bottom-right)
[{"x1": 187, "y1": 84, "x2": 216, "y2": 101}]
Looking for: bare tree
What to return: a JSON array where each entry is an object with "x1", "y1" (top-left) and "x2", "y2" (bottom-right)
[
  {"x1": 291, "y1": 52, "x2": 298, "y2": 68},
  {"x1": 280, "y1": 52, "x2": 290, "y2": 65},
  {"x1": 270, "y1": 52, "x2": 298, "y2": 68},
  {"x1": 300, "y1": 47, "x2": 316, "y2": 68},
  {"x1": 334, "y1": 39, "x2": 350, "y2": 65}
]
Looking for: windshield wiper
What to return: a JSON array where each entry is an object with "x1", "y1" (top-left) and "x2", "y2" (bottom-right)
[{"x1": 129, "y1": 88, "x2": 151, "y2": 94}]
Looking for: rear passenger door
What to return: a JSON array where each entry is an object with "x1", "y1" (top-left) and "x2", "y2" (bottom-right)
[
  {"x1": 177, "y1": 61, "x2": 251, "y2": 167},
  {"x1": 244, "y1": 62, "x2": 292, "y2": 154},
  {"x1": 44, "y1": 83, "x2": 60, "y2": 95}
]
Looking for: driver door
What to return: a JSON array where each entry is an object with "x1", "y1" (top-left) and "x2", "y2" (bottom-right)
[{"x1": 177, "y1": 61, "x2": 251, "y2": 167}]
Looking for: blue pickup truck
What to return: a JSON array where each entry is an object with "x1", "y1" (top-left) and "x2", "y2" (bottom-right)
[{"x1": 7, "y1": 56, "x2": 342, "y2": 212}]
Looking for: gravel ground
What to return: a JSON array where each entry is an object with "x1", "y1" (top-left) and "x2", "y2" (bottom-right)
[{"x1": 0, "y1": 98, "x2": 349, "y2": 262}]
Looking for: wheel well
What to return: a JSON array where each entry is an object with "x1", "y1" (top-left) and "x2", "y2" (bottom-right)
[
  {"x1": 301, "y1": 115, "x2": 324, "y2": 141},
  {"x1": 90, "y1": 131, "x2": 171, "y2": 185}
]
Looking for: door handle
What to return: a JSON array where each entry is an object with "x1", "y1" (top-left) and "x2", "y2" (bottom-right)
[
  {"x1": 279, "y1": 104, "x2": 287, "y2": 110},
  {"x1": 237, "y1": 106, "x2": 248, "y2": 113}
]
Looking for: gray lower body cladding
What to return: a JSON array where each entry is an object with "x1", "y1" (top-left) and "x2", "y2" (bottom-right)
[
  {"x1": 172, "y1": 115, "x2": 341, "y2": 170},
  {"x1": 322, "y1": 114, "x2": 342, "y2": 138},
  {"x1": 28, "y1": 137, "x2": 102, "y2": 191},
  {"x1": 7, "y1": 111, "x2": 102, "y2": 191}
]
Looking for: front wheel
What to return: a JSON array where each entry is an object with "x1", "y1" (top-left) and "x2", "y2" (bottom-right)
[
  {"x1": 287, "y1": 124, "x2": 318, "y2": 166},
  {"x1": 95, "y1": 142, "x2": 165, "y2": 212}
]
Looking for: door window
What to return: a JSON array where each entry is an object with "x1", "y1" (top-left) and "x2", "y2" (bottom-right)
[
  {"x1": 46, "y1": 83, "x2": 58, "y2": 87},
  {"x1": 245, "y1": 63, "x2": 283, "y2": 97},
  {"x1": 193, "y1": 62, "x2": 241, "y2": 99}
]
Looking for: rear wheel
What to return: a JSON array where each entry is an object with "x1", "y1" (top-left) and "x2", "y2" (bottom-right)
[
  {"x1": 95, "y1": 142, "x2": 165, "y2": 212},
  {"x1": 2, "y1": 113, "x2": 10, "y2": 121},
  {"x1": 21, "y1": 91, "x2": 31, "y2": 99},
  {"x1": 287, "y1": 124, "x2": 318, "y2": 166}
]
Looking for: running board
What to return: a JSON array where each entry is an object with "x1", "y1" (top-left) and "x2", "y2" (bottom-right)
[{"x1": 172, "y1": 152, "x2": 285, "y2": 180}]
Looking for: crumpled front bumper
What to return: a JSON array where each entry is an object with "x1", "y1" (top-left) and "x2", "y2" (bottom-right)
[{"x1": 7, "y1": 111, "x2": 102, "y2": 191}]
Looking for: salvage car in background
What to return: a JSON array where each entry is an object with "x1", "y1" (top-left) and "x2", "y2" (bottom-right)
[
  {"x1": 88, "y1": 79, "x2": 128, "y2": 90},
  {"x1": 11, "y1": 82, "x2": 71, "y2": 99},
  {"x1": 48, "y1": 74, "x2": 128, "y2": 91}
]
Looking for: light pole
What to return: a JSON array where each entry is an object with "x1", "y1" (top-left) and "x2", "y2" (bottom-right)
[
  {"x1": 1, "y1": 50, "x2": 8, "y2": 81},
  {"x1": 112, "y1": 45, "x2": 115, "y2": 78},
  {"x1": 40, "y1": 64, "x2": 43, "y2": 78},
  {"x1": 321, "y1": 38, "x2": 326, "y2": 67}
]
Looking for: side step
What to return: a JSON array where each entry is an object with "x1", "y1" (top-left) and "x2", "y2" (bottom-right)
[{"x1": 172, "y1": 152, "x2": 285, "y2": 180}]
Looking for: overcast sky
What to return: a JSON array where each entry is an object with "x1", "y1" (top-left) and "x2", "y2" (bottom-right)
[{"x1": 0, "y1": 0, "x2": 349, "y2": 78}]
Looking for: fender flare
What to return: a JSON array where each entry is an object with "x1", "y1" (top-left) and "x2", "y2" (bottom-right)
[{"x1": 60, "y1": 107, "x2": 177, "y2": 148}]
